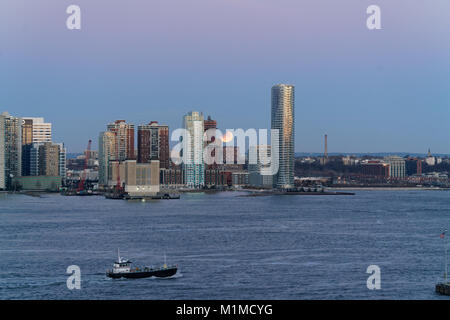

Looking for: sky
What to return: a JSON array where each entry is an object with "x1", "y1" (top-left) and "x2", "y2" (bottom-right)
[{"x1": 1, "y1": 0, "x2": 450, "y2": 153}]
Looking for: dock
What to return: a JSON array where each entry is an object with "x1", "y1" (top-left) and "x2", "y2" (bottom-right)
[{"x1": 123, "y1": 193, "x2": 180, "y2": 201}]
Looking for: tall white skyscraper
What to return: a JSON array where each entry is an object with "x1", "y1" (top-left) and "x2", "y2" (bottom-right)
[
  {"x1": 271, "y1": 84, "x2": 295, "y2": 189},
  {"x1": 55, "y1": 143, "x2": 67, "y2": 179},
  {"x1": 182, "y1": 111, "x2": 205, "y2": 188},
  {"x1": 98, "y1": 131, "x2": 116, "y2": 186}
]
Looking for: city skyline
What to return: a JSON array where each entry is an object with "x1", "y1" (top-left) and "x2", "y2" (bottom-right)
[
  {"x1": 6, "y1": 107, "x2": 450, "y2": 157},
  {"x1": 2, "y1": 1, "x2": 450, "y2": 153}
]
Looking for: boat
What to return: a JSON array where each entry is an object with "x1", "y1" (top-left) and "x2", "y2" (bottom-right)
[
  {"x1": 106, "y1": 249, "x2": 178, "y2": 279},
  {"x1": 104, "y1": 189, "x2": 125, "y2": 200},
  {"x1": 436, "y1": 229, "x2": 450, "y2": 295}
]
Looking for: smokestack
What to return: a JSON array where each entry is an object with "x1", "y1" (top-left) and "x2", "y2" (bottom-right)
[{"x1": 324, "y1": 134, "x2": 328, "y2": 159}]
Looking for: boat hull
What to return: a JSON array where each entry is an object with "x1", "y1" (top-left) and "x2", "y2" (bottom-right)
[
  {"x1": 107, "y1": 267, "x2": 177, "y2": 279},
  {"x1": 436, "y1": 283, "x2": 450, "y2": 295}
]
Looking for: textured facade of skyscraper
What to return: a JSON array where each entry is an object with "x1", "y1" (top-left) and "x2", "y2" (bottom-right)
[
  {"x1": 183, "y1": 111, "x2": 205, "y2": 188},
  {"x1": 22, "y1": 118, "x2": 50, "y2": 176},
  {"x1": 98, "y1": 131, "x2": 116, "y2": 186},
  {"x1": 137, "y1": 121, "x2": 169, "y2": 169},
  {"x1": 38, "y1": 142, "x2": 60, "y2": 176},
  {"x1": 22, "y1": 119, "x2": 33, "y2": 145},
  {"x1": 25, "y1": 142, "x2": 65, "y2": 178},
  {"x1": 107, "y1": 120, "x2": 135, "y2": 161},
  {"x1": 0, "y1": 112, "x2": 22, "y2": 189},
  {"x1": 55, "y1": 143, "x2": 67, "y2": 179},
  {"x1": 271, "y1": 84, "x2": 295, "y2": 189}
]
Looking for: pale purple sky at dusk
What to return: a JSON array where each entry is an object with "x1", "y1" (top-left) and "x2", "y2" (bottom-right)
[{"x1": 1, "y1": 0, "x2": 450, "y2": 153}]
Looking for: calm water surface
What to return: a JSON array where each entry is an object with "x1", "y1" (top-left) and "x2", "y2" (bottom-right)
[{"x1": 1, "y1": 190, "x2": 449, "y2": 299}]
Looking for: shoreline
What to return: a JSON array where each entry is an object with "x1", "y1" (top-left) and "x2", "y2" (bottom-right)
[
  {"x1": 329, "y1": 187, "x2": 449, "y2": 191},
  {"x1": 7, "y1": 186, "x2": 449, "y2": 198}
]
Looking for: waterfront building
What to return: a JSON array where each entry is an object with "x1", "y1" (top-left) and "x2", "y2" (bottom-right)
[
  {"x1": 160, "y1": 166, "x2": 185, "y2": 188},
  {"x1": 38, "y1": 142, "x2": 60, "y2": 176},
  {"x1": 204, "y1": 116, "x2": 218, "y2": 170},
  {"x1": 0, "y1": 112, "x2": 22, "y2": 190},
  {"x1": 13, "y1": 176, "x2": 62, "y2": 192},
  {"x1": 98, "y1": 131, "x2": 116, "y2": 186},
  {"x1": 137, "y1": 122, "x2": 169, "y2": 168},
  {"x1": 231, "y1": 171, "x2": 248, "y2": 187},
  {"x1": 361, "y1": 160, "x2": 390, "y2": 177},
  {"x1": 405, "y1": 158, "x2": 422, "y2": 176},
  {"x1": 25, "y1": 142, "x2": 66, "y2": 179},
  {"x1": 271, "y1": 84, "x2": 295, "y2": 189},
  {"x1": 182, "y1": 111, "x2": 205, "y2": 188},
  {"x1": 385, "y1": 156, "x2": 406, "y2": 178},
  {"x1": 21, "y1": 117, "x2": 65, "y2": 178},
  {"x1": 205, "y1": 168, "x2": 223, "y2": 187},
  {"x1": 56, "y1": 143, "x2": 67, "y2": 179},
  {"x1": 29, "y1": 143, "x2": 41, "y2": 176},
  {"x1": 21, "y1": 144, "x2": 33, "y2": 176},
  {"x1": 109, "y1": 159, "x2": 160, "y2": 196},
  {"x1": 107, "y1": 120, "x2": 135, "y2": 161}
]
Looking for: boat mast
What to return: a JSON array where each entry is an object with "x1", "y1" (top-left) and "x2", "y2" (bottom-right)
[{"x1": 117, "y1": 248, "x2": 120, "y2": 263}]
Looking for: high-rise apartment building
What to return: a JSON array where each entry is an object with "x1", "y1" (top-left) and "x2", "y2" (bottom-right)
[
  {"x1": 0, "y1": 112, "x2": 22, "y2": 190},
  {"x1": 271, "y1": 84, "x2": 295, "y2": 189},
  {"x1": 55, "y1": 143, "x2": 67, "y2": 179},
  {"x1": 204, "y1": 115, "x2": 217, "y2": 133},
  {"x1": 204, "y1": 116, "x2": 217, "y2": 169},
  {"x1": 137, "y1": 121, "x2": 169, "y2": 168},
  {"x1": 22, "y1": 117, "x2": 52, "y2": 143},
  {"x1": 38, "y1": 142, "x2": 60, "y2": 176},
  {"x1": 107, "y1": 120, "x2": 135, "y2": 161},
  {"x1": 26, "y1": 142, "x2": 66, "y2": 178},
  {"x1": 29, "y1": 143, "x2": 40, "y2": 176},
  {"x1": 22, "y1": 119, "x2": 34, "y2": 145},
  {"x1": 183, "y1": 111, "x2": 205, "y2": 188},
  {"x1": 21, "y1": 117, "x2": 52, "y2": 176},
  {"x1": 98, "y1": 131, "x2": 116, "y2": 186}
]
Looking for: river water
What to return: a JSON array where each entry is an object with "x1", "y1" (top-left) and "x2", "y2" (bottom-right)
[{"x1": 1, "y1": 190, "x2": 449, "y2": 299}]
